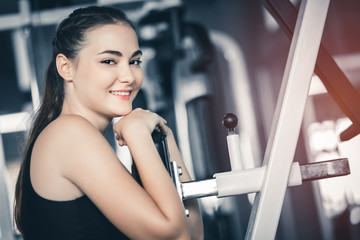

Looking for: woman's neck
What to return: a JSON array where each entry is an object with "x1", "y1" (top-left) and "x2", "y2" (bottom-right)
[{"x1": 60, "y1": 101, "x2": 112, "y2": 134}]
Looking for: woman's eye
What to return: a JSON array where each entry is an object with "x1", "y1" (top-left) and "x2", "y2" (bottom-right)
[
  {"x1": 101, "y1": 59, "x2": 116, "y2": 65},
  {"x1": 130, "y1": 59, "x2": 142, "y2": 65}
]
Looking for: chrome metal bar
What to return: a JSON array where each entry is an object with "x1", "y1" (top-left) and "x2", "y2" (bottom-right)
[
  {"x1": 182, "y1": 179, "x2": 218, "y2": 200},
  {"x1": 177, "y1": 158, "x2": 350, "y2": 201},
  {"x1": 170, "y1": 161, "x2": 183, "y2": 200}
]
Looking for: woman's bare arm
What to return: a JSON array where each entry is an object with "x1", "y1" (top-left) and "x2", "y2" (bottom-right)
[{"x1": 47, "y1": 114, "x2": 190, "y2": 240}]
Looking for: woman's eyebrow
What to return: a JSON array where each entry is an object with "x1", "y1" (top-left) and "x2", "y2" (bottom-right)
[
  {"x1": 97, "y1": 50, "x2": 122, "y2": 56},
  {"x1": 97, "y1": 49, "x2": 142, "y2": 58},
  {"x1": 131, "y1": 50, "x2": 143, "y2": 58}
]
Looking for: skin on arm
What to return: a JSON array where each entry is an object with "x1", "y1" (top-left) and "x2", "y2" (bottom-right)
[
  {"x1": 164, "y1": 129, "x2": 205, "y2": 240},
  {"x1": 38, "y1": 114, "x2": 190, "y2": 240},
  {"x1": 116, "y1": 119, "x2": 205, "y2": 240}
]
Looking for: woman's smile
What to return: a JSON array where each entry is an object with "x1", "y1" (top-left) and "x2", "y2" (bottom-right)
[{"x1": 109, "y1": 90, "x2": 132, "y2": 100}]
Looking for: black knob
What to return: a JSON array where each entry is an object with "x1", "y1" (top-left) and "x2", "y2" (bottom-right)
[{"x1": 222, "y1": 113, "x2": 238, "y2": 132}]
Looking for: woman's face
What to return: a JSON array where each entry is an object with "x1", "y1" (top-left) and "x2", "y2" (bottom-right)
[{"x1": 69, "y1": 23, "x2": 143, "y2": 119}]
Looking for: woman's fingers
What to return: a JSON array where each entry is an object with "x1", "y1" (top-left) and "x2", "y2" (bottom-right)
[
  {"x1": 113, "y1": 108, "x2": 169, "y2": 141},
  {"x1": 159, "y1": 116, "x2": 167, "y2": 125},
  {"x1": 118, "y1": 138, "x2": 127, "y2": 146},
  {"x1": 114, "y1": 133, "x2": 125, "y2": 146}
]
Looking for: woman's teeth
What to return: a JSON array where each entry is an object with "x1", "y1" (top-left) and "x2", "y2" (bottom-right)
[{"x1": 110, "y1": 91, "x2": 130, "y2": 96}]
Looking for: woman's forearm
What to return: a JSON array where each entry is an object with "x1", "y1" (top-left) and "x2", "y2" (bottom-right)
[
  {"x1": 166, "y1": 132, "x2": 204, "y2": 240},
  {"x1": 124, "y1": 127, "x2": 190, "y2": 239}
]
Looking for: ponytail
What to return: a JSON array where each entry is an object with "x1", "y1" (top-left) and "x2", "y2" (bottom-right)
[{"x1": 14, "y1": 57, "x2": 64, "y2": 235}]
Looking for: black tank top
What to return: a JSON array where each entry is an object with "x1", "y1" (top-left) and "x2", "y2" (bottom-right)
[{"x1": 20, "y1": 140, "x2": 130, "y2": 240}]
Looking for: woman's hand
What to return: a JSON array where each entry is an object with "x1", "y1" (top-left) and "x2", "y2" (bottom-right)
[{"x1": 113, "y1": 108, "x2": 167, "y2": 146}]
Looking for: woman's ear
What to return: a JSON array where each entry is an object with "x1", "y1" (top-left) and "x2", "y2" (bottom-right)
[{"x1": 56, "y1": 54, "x2": 74, "y2": 82}]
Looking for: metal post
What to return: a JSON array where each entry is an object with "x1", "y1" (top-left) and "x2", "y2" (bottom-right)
[
  {"x1": 0, "y1": 134, "x2": 15, "y2": 240},
  {"x1": 245, "y1": 0, "x2": 330, "y2": 239}
]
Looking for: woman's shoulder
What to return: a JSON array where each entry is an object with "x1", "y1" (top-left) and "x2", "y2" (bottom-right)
[
  {"x1": 49, "y1": 114, "x2": 96, "y2": 130},
  {"x1": 32, "y1": 115, "x2": 115, "y2": 179},
  {"x1": 30, "y1": 116, "x2": 113, "y2": 201},
  {"x1": 42, "y1": 115, "x2": 99, "y2": 139},
  {"x1": 34, "y1": 115, "x2": 105, "y2": 155}
]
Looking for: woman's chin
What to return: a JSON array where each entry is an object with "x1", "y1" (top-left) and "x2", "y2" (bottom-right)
[{"x1": 113, "y1": 108, "x2": 132, "y2": 117}]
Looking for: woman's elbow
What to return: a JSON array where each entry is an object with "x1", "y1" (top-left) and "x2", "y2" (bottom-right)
[
  {"x1": 138, "y1": 216, "x2": 189, "y2": 240},
  {"x1": 162, "y1": 220, "x2": 190, "y2": 240}
]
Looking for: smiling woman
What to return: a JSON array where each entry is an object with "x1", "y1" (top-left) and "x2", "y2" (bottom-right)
[
  {"x1": 58, "y1": 23, "x2": 143, "y2": 121},
  {"x1": 13, "y1": 5, "x2": 203, "y2": 240}
]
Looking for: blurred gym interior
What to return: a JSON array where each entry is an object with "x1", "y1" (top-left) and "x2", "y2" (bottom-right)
[{"x1": 1, "y1": 0, "x2": 360, "y2": 239}]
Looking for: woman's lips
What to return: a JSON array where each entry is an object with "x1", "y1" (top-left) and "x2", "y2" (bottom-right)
[{"x1": 110, "y1": 90, "x2": 132, "y2": 99}]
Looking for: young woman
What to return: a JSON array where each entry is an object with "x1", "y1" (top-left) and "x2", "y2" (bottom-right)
[{"x1": 14, "y1": 6, "x2": 203, "y2": 240}]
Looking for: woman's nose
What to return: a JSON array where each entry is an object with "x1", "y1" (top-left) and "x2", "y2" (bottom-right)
[{"x1": 117, "y1": 64, "x2": 135, "y2": 84}]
